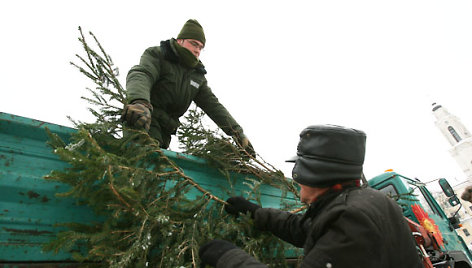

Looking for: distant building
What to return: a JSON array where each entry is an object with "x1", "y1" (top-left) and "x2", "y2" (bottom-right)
[
  {"x1": 432, "y1": 103, "x2": 472, "y2": 180},
  {"x1": 432, "y1": 103, "x2": 472, "y2": 249},
  {"x1": 433, "y1": 189, "x2": 472, "y2": 250}
]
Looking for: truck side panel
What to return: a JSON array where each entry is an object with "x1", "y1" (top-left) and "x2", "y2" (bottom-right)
[{"x1": 0, "y1": 112, "x2": 299, "y2": 263}]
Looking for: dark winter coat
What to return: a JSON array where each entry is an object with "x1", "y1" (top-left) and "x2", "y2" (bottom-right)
[
  {"x1": 126, "y1": 39, "x2": 243, "y2": 147},
  {"x1": 216, "y1": 187, "x2": 423, "y2": 268}
]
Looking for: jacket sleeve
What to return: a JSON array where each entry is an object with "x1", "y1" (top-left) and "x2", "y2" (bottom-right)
[
  {"x1": 193, "y1": 82, "x2": 244, "y2": 136},
  {"x1": 216, "y1": 248, "x2": 268, "y2": 268},
  {"x1": 254, "y1": 208, "x2": 309, "y2": 248},
  {"x1": 126, "y1": 47, "x2": 161, "y2": 103}
]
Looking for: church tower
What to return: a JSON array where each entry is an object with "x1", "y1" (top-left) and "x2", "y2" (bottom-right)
[{"x1": 432, "y1": 103, "x2": 472, "y2": 180}]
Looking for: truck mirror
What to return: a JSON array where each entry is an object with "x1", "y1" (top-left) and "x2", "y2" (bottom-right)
[
  {"x1": 448, "y1": 196, "x2": 460, "y2": 207},
  {"x1": 439, "y1": 178, "x2": 455, "y2": 197}
]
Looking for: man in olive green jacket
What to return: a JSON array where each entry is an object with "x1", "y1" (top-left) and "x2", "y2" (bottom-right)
[{"x1": 122, "y1": 19, "x2": 254, "y2": 154}]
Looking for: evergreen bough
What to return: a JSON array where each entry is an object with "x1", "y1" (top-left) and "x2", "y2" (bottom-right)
[{"x1": 43, "y1": 27, "x2": 303, "y2": 267}]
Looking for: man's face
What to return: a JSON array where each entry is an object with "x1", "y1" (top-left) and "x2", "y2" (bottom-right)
[
  {"x1": 178, "y1": 39, "x2": 204, "y2": 58},
  {"x1": 299, "y1": 184, "x2": 329, "y2": 204}
]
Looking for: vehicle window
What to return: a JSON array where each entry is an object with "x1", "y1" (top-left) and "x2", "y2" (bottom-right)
[
  {"x1": 378, "y1": 184, "x2": 399, "y2": 200},
  {"x1": 377, "y1": 183, "x2": 409, "y2": 213},
  {"x1": 464, "y1": 228, "x2": 470, "y2": 236},
  {"x1": 412, "y1": 186, "x2": 438, "y2": 217}
]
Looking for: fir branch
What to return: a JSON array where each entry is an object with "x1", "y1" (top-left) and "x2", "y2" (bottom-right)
[
  {"x1": 109, "y1": 177, "x2": 132, "y2": 210},
  {"x1": 43, "y1": 27, "x2": 301, "y2": 268},
  {"x1": 158, "y1": 151, "x2": 227, "y2": 204}
]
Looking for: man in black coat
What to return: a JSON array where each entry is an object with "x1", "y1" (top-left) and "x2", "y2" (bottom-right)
[{"x1": 199, "y1": 125, "x2": 423, "y2": 267}]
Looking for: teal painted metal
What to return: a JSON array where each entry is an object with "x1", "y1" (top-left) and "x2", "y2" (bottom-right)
[
  {"x1": 368, "y1": 171, "x2": 472, "y2": 264},
  {"x1": 0, "y1": 113, "x2": 98, "y2": 262},
  {"x1": 0, "y1": 112, "x2": 299, "y2": 263}
]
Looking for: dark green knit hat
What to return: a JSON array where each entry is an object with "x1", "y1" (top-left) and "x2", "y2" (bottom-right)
[{"x1": 177, "y1": 19, "x2": 206, "y2": 46}]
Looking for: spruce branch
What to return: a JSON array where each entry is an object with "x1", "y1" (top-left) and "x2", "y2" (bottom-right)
[{"x1": 43, "y1": 26, "x2": 302, "y2": 267}]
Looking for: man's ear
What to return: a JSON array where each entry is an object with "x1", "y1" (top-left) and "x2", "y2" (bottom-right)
[{"x1": 176, "y1": 39, "x2": 183, "y2": 45}]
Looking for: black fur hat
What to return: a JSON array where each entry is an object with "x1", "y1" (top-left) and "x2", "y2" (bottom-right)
[{"x1": 287, "y1": 125, "x2": 366, "y2": 187}]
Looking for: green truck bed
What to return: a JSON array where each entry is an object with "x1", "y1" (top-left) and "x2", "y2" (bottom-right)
[{"x1": 0, "y1": 112, "x2": 298, "y2": 264}]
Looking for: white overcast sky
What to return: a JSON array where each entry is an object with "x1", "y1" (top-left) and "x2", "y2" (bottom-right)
[{"x1": 2, "y1": 0, "x2": 472, "y2": 187}]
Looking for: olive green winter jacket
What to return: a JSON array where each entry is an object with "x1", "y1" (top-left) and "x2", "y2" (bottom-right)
[{"x1": 126, "y1": 39, "x2": 243, "y2": 146}]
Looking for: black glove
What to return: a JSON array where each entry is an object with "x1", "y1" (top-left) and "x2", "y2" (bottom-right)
[
  {"x1": 199, "y1": 239, "x2": 237, "y2": 267},
  {"x1": 121, "y1": 100, "x2": 153, "y2": 131},
  {"x1": 225, "y1": 196, "x2": 261, "y2": 218}
]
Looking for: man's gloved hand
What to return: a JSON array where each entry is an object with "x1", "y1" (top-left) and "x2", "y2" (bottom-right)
[
  {"x1": 225, "y1": 196, "x2": 261, "y2": 218},
  {"x1": 233, "y1": 132, "x2": 256, "y2": 158},
  {"x1": 199, "y1": 239, "x2": 237, "y2": 267},
  {"x1": 121, "y1": 100, "x2": 153, "y2": 131},
  {"x1": 462, "y1": 186, "x2": 472, "y2": 202}
]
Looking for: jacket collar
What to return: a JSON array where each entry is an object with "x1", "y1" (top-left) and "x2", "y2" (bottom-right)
[
  {"x1": 160, "y1": 39, "x2": 207, "y2": 74},
  {"x1": 304, "y1": 185, "x2": 360, "y2": 219}
]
